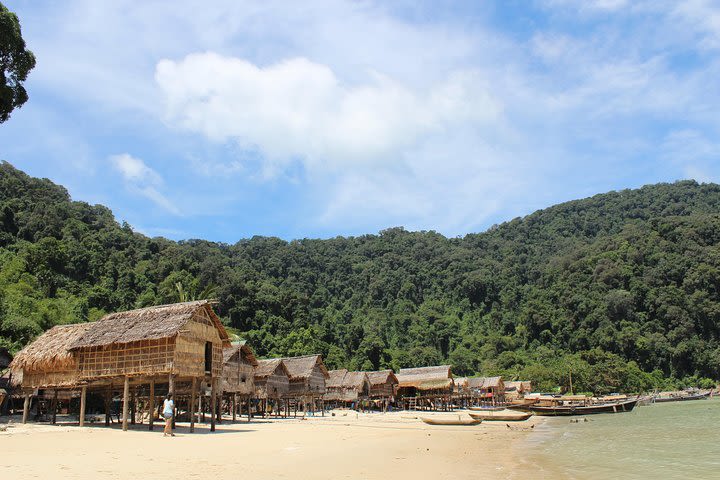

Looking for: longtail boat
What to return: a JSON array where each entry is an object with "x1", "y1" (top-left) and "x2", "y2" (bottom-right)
[
  {"x1": 514, "y1": 398, "x2": 639, "y2": 416},
  {"x1": 654, "y1": 392, "x2": 710, "y2": 403}
]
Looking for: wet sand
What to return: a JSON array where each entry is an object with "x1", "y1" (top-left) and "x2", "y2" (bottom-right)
[{"x1": 0, "y1": 410, "x2": 542, "y2": 479}]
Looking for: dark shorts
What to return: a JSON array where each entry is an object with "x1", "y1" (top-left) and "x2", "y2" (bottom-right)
[{"x1": 163, "y1": 412, "x2": 173, "y2": 420}]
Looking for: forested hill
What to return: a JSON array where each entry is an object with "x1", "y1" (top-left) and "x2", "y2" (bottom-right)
[{"x1": 2, "y1": 161, "x2": 720, "y2": 393}]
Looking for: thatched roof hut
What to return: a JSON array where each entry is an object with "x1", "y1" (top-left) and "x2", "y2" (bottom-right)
[
  {"x1": 396, "y1": 365, "x2": 453, "y2": 396},
  {"x1": 69, "y1": 300, "x2": 229, "y2": 381},
  {"x1": 10, "y1": 323, "x2": 93, "y2": 389},
  {"x1": 254, "y1": 358, "x2": 290, "y2": 399},
  {"x1": 222, "y1": 342, "x2": 258, "y2": 396},
  {"x1": 505, "y1": 380, "x2": 532, "y2": 398},
  {"x1": 454, "y1": 376, "x2": 469, "y2": 394},
  {"x1": 466, "y1": 376, "x2": 505, "y2": 402},
  {"x1": 325, "y1": 370, "x2": 370, "y2": 402},
  {"x1": 282, "y1": 355, "x2": 329, "y2": 397},
  {"x1": 365, "y1": 370, "x2": 398, "y2": 398}
]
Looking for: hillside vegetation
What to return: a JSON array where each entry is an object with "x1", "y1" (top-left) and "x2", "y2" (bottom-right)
[{"x1": 2, "y1": 161, "x2": 720, "y2": 393}]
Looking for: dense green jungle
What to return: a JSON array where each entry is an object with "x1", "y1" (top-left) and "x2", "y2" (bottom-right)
[{"x1": 2, "y1": 161, "x2": 720, "y2": 393}]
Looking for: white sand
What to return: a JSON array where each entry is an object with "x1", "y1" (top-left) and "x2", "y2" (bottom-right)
[{"x1": 0, "y1": 410, "x2": 543, "y2": 479}]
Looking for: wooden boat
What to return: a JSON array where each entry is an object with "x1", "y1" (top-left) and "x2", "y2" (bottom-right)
[
  {"x1": 468, "y1": 406, "x2": 506, "y2": 412},
  {"x1": 469, "y1": 411, "x2": 532, "y2": 422},
  {"x1": 514, "y1": 398, "x2": 639, "y2": 416},
  {"x1": 654, "y1": 392, "x2": 710, "y2": 403},
  {"x1": 420, "y1": 416, "x2": 482, "y2": 426}
]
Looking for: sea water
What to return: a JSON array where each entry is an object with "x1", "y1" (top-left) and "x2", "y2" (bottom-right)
[{"x1": 514, "y1": 398, "x2": 720, "y2": 479}]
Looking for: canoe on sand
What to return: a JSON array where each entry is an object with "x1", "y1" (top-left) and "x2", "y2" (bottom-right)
[
  {"x1": 468, "y1": 412, "x2": 532, "y2": 422},
  {"x1": 420, "y1": 417, "x2": 482, "y2": 426},
  {"x1": 468, "y1": 406, "x2": 505, "y2": 412}
]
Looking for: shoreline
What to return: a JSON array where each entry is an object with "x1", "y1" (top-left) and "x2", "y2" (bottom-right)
[{"x1": 1, "y1": 410, "x2": 548, "y2": 479}]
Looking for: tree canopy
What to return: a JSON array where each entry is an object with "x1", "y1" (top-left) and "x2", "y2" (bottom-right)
[
  {"x1": 1, "y1": 161, "x2": 719, "y2": 393},
  {"x1": 0, "y1": 2, "x2": 35, "y2": 123}
]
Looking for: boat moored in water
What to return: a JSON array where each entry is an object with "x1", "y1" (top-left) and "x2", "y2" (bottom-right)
[{"x1": 513, "y1": 398, "x2": 639, "y2": 416}]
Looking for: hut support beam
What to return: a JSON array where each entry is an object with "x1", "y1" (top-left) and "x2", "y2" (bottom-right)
[
  {"x1": 79, "y1": 386, "x2": 87, "y2": 427},
  {"x1": 169, "y1": 374, "x2": 176, "y2": 430},
  {"x1": 148, "y1": 380, "x2": 155, "y2": 431},
  {"x1": 210, "y1": 378, "x2": 217, "y2": 432},
  {"x1": 190, "y1": 377, "x2": 197, "y2": 433},
  {"x1": 131, "y1": 388, "x2": 136, "y2": 425},
  {"x1": 232, "y1": 394, "x2": 236, "y2": 422},
  {"x1": 22, "y1": 393, "x2": 30, "y2": 424},
  {"x1": 51, "y1": 390, "x2": 58, "y2": 425},
  {"x1": 104, "y1": 387, "x2": 111, "y2": 427},
  {"x1": 122, "y1": 375, "x2": 130, "y2": 431}
]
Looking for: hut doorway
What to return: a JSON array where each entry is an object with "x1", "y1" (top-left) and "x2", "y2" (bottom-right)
[{"x1": 204, "y1": 342, "x2": 213, "y2": 373}]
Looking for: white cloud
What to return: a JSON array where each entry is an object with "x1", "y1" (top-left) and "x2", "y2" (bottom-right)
[
  {"x1": 155, "y1": 54, "x2": 502, "y2": 178},
  {"x1": 110, "y1": 154, "x2": 180, "y2": 215}
]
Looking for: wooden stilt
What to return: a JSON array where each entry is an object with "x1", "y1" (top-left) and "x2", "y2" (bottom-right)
[
  {"x1": 210, "y1": 378, "x2": 217, "y2": 432},
  {"x1": 168, "y1": 374, "x2": 176, "y2": 429},
  {"x1": 105, "y1": 387, "x2": 111, "y2": 427},
  {"x1": 232, "y1": 394, "x2": 237, "y2": 422},
  {"x1": 190, "y1": 377, "x2": 197, "y2": 433},
  {"x1": 148, "y1": 380, "x2": 155, "y2": 431},
  {"x1": 122, "y1": 375, "x2": 130, "y2": 431},
  {"x1": 131, "y1": 388, "x2": 136, "y2": 425},
  {"x1": 22, "y1": 393, "x2": 30, "y2": 424},
  {"x1": 79, "y1": 386, "x2": 87, "y2": 427},
  {"x1": 51, "y1": 390, "x2": 58, "y2": 424}
]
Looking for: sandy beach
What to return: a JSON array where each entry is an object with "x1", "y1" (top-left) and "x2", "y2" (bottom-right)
[{"x1": 1, "y1": 411, "x2": 542, "y2": 479}]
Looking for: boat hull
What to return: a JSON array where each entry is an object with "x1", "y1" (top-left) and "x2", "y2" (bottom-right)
[
  {"x1": 468, "y1": 412, "x2": 532, "y2": 422},
  {"x1": 654, "y1": 393, "x2": 710, "y2": 403},
  {"x1": 516, "y1": 399, "x2": 639, "y2": 416},
  {"x1": 420, "y1": 417, "x2": 482, "y2": 426}
]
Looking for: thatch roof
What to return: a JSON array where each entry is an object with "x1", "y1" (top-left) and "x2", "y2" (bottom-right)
[
  {"x1": 467, "y1": 376, "x2": 503, "y2": 389},
  {"x1": 365, "y1": 370, "x2": 398, "y2": 386},
  {"x1": 281, "y1": 355, "x2": 329, "y2": 380},
  {"x1": 10, "y1": 323, "x2": 93, "y2": 375},
  {"x1": 223, "y1": 342, "x2": 258, "y2": 367},
  {"x1": 396, "y1": 365, "x2": 453, "y2": 391},
  {"x1": 327, "y1": 369, "x2": 348, "y2": 389},
  {"x1": 342, "y1": 371, "x2": 370, "y2": 390},
  {"x1": 254, "y1": 359, "x2": 289, "y2": 379},
  {"x1": 70, "y1": 300, "x2": 229, "y2": 349}
]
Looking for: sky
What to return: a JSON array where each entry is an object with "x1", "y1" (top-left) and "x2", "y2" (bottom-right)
[{"x1": 1, "y1": 0, "x2": 719, "y2": 242}]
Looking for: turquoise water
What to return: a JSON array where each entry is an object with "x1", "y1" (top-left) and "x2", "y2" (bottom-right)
[{"x1": 517, "y1": 398, "x2": 720, "y2": 479}]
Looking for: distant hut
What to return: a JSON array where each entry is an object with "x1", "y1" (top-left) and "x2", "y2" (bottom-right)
[
  {"x1": 453, "y1": 376, "x2": 469, "y2": 395},
  {"x1": 282, "y1": 355, "x2": 329, "y2": 414},
  {"x1": 468, "y1": 376, "x2": 505, "y2": 405},
  {"x1": 396, "y1": 365, "x2": 454, "y2": 411},
  {"x1": 324, "y1": 369, "x2": 348, "y2": 403},
  {"x1": 504, "y1": 380, "x2": 532, "y2": 400},
  {"x1": 222, "y1": 341, "x2": 258, "y2": 421},
  {"x1": 254, "y1": 359, "x2": 290, "y2": 400},
  {"x1": 365, "y1": 370, "x2": 398, "y2": 401},
  {"x1": 324, "y1": 370, "x2": 370, "y2": 407}
]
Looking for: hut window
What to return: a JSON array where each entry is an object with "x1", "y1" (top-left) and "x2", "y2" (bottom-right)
[
  {"x1": 204, "y1": 342, "x2": 212, "y2": 373},
  {"x1": 241, "y1": 376, "x2": 246, "y2": 383}
]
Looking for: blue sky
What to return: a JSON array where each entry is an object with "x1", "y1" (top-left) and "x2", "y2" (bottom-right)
[{"x1": 1, "y1": 0, "x2": 719, "y2": 242}]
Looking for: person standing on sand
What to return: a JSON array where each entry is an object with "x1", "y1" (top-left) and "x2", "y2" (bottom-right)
[{"x1": 163, "y1": 394, "x2": 175, "y2": 437}]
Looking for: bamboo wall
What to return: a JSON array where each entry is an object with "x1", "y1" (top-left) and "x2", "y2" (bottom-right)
[
  {"x1": 369, "y1": 381, "x2": 395, "y2": 398},
  {"x1": 21, "y1": 369, "x2": 81, "y2": 389},
  {"x1": 78, "y1": 337, "x2": 175, "y2": 379},
  {"x1": 174, "y1": 313, "x2": 223, "y2": 378},
  {"x1": 255, "y1": 368, "x2": 289, "y2": 399},
  {"x1": 288, "y1": 366, "x2": 326, "y2": 396},
  {"x1": 222, "y1": 356, "x2": 255, "y2": 395}
]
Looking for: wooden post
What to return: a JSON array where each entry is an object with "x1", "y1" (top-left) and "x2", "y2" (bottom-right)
[
  {"x1": 131, "y1": 388, "x2": 136, "y2": 425},
  {"x1": 210, "y1": 378, "x2": 217, "y2": 432},
  {"x1": 190, "y1": 377, "x2": 197, "y2": 433},
  {"x1": 122, "y1": 375, "x2": 130, "y2": 431},
  {"x1": 232, "y1": 394, "x2": 237, "y2": 422},
  {"x1": 51, "y1": 390, "x2": 58, "y2": 424},
  {"x1": 168, "y1": 374, "x2": 176, "y2": 429},
  {"x1": 148, "y1": 380, "x2": 155, "y2": 431},
  {"x1": 79, "y1": 386, "x2": 87, "y2": 427},
  {"x1": 216, "y1": 387, "x2": 222, "y2": 424},
  {"x1": 22, "y1": 393, "x2": 30, "y2": 424},
  {"x1": 104, "y1": 387, "x2": 111, "y2": 427}
]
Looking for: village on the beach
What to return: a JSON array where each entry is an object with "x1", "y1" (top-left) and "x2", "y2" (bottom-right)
[{"x1": 1, "y1": 300, "x2": 712, "y2": 433}]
